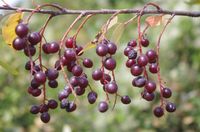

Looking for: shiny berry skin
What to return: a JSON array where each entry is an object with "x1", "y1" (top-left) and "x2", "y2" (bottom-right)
[
  {"x1": 75, "y1": 86, "x2": 85, "y2": 96},
  {"x1": 31, "y1": 88, "x2": 42, "y2": 97},
  {"x1": 25, "y1": 61, "x2": 35, "y2": 70},
  {"x1": 48, "y1": 80, "x2": 58, "y2": 88},
  {"x1": 83, "y1": 58, "x2": 93, "y2": 68},
  {"x1": 98, "y1": 101, "x2": 108, "y2": 113},
  {"x1": 60, "y1": 99, "x2": 69, "y2": 109},
  {"x1": 100, "y1": 73, "x2": 111, "y2": 84},
  {"x1": 65, "y1": 37, "x2": 74, "y2": 48},
  {"x1": 34, "y1": 72, "x2": 46, "y2": 84},
  {"x1": 103, "y1": 58, "x2": 116, "y2": 71},
  {"x1": 13, "y1": 37, "x2": 26, "y2": 50},
  {"x1": 87, "y1": 91, "x2": 98, "y2": 104},
  {"x1": 121, "y1": 95, "x2": 131, "y2": 104},
  {"x1": 70, "y1": 76, "x2": 79, "y2": 87},
  {"x1": 145, "y1": 81, "x2": 156, "y2": 93},
  {"x1": 64, "y1": 49, "x2": 76, "y2": 61},
  {"x1": 132, "y1": 76, "x2": 146, "y2": 87},
  {"x1": 48, "y1": 99, "x2": 58, "y2": 109},
  {"x1": 124, "y1": 46, "x2": 133, "y2": 56},
  {"x1": 15, "y1": 23, "x2": 29, "y2": 38},
  {"x1": 75, "y1": 46, "x2": 83, "y2": 56},
  {"x1": 166, "y1": 102, "x2": 176, "y2": 112},
  {"x1": 105, "y1": 82, "x2": 118, "y2": 94},
  {"x1": 78, "y1": 77, "x2": 88, "y2": 89},
  {"x1": 30, "y1": 105, "x2": 40, "y2": 114},
  {"x1": 107, "y1": 42, "x2": 117, "y2": 55},
  {"x1": 58, "y1": 89, "x2": 70, "y2": 101},
  {"x1": 42, "y1": 43, "x2": 50, "y2": 54},
  {"x1": 28, "y1": 32, "x2": 41, "y2": 45},
  {"x1": 128, "y1": 40, "x2": 137, "y2": 47},
  {"x1": 142, "y1": 91, "x2": 155, "y2": 101},
  {"x1": 72, "y1": 65, "x2": 83, "y2": 76},
  {"x1": 92, "y1": 69, "x2": 103, "y2": 80},
  {"x1": 126, "y1": 59, "x2": 136, "y2": 68},
  {"x1": 131, "y1": 64, "x2": 143, "y2": 76},
  {"x1": 137, "y1": 54, "x2": 149, "y2": 66},
  {"x1": 149, "y1": 63, "x2": 158, "y2": 73},
  {"x1": 141, "y1": 38, "x2": 149, "y2": 47},
  {"x1": 24, "y1": 45, "x2": 36, "y2": 56},
  {"x1": 49, "y1": 42, "x2": 59, "y2": 53},
  {"x1": 146, "y1": 49, "x2": 157, "y2": 61},
  {"x1": 128, "y1": 50, "x2": 137, "y2": 59},
  {"x1": 31, "y1": 79, "x2": 40, "y2": 88},
  {"x1": 162, "y1": 88, "x2": 172, "y2": 98},
  {"x1": 40, "y1": 112, "x2": 50, "y2": 123},
  {"x1": 96, "y1": 44, "x2": 108, "y2": 56},
  {"x1": 66, "y1": 102, "x2": 77, "y2": 112},
  {"x1": 46, "y1": 69, "x2": 59, "y2": 80},
  {"x1": 39, "y1": 104, "x2": 49, "y2": 113},
  {"x1": 153, "y1": 107, "x2": 164, "y2": 117}
]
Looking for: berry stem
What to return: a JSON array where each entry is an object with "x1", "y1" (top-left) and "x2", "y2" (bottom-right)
[{"x1": 156, "y1": 14, "x2": 175, "y2": 107}]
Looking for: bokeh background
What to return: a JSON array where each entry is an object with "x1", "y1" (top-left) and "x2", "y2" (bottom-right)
[{"x1": 0, "y1": 0, "x2": 200, "y2": 132}]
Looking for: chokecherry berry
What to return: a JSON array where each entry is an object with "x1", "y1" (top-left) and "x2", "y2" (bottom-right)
[
  {"x1": 34, "y1": 71, "x2": 46, "y2": 84},
  {"x1": 28, "y1": 32, "x2": 41, "y2": 45},
  {"x1": 83, "y1": 58, "x2": 93, "y2": 68},
  {"x1": 166, "y1": 102, "x2": 176, "y2": 112},
  {"x1": 121, "y1": 95, "x2": 131, "y2": 104},
  {"x1": 128, "y1": 39, "x2": 137, "y2": 47},
  {"x1": 132, "y1": 76, "x2": 146, "y2": 87},
  {"x1": 107, "y1": 42, "x2": 117, "y2": 55},
  {"x1": 103, "y1": 58, "x2": 116, "y2": 71},
  {"x1": 72, "y1": 65, "x2": 83, "y2": 76},
  {"x1": 87, "y1": 91, "x2": 98, "y2": 104},
  {"x1": 141, "y1": 38, "x2": 149, "y2": 47},
  {"x1": 48, "y1": 99, "x2": 58, "y2": 109},
  {"x1": 30, "y1": 105, "x2": 40, "y2": 114},
  {"x1": 126, "y1": 59, "x2": 136, "y2": 68},
  {"x1": 92, "y1": 69, "x2": 103, "y2": 80},
  {"x1": 145, "y1": 81, "x2": 156, "y2": 93},
  {"x1": 48, "y1": 80, "x2": 58, "y2": 88},
  {"x1": 149, "y1": 63, "x2": 158, "y2": 73},
  {"x1": 46, "y1": 69, "x2": 59, "y2": 80},
  {"x1": 105, "y1": 82, "x2": 118, "y2": 94},
  {"x1": 65, "y1": 37, "x2": 74, "y2": 48},
  {"x1": 96, "y1": 44, "x2": 108, "y2": 56},
  {"x1": 64, "y1": 49, "x2": 76, "y2": 61},
  {"x1": 40, "y1": 112, "x2": 50, "y2": 123},
  {"x1": 137, "y1": 54, "x2": 149, "y2": 66},
  {"x1": 13, "y1": 37, "x2": 26, "y2": 50},
  {"x1": 131, "y1": 64, "x2": 143, "y2": 76},
  {"x1": 15, "y1": 23, "x2": 29, "y2": 38},
  {"x1": 98, "y1": 101, "x2": 108, "y2": 113},
  {"x1": 162, "y1": 88, "x2": 172, "y2": 98},
  {"x1": 153, "y1": 106, "x2": 164, "y2": 117}
]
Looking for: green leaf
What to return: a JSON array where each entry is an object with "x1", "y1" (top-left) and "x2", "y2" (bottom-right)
[
  {"x1": 0, "y1": 60, "x2": 18, "y2": 75},
  {"x1": 111, "y1": 23, "x2": 125, "y2": 44}
]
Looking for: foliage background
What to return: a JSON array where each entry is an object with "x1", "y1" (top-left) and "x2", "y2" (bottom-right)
[{"x1": 0, "y1": 0, "x2": 200, "y2": 131}]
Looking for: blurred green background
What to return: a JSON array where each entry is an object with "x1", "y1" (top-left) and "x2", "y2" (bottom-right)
[{"x1": 0, "y1": 0, "x2": 200, "y2": 132}]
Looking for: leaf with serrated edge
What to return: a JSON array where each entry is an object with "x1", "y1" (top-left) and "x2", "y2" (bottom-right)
[
  {"x1": 78, "y1": 42, "x2": 96, "y2": 55},
  {"x1": 0, "y1": 60, "x2": 18, "y2": 75},
  {"x1": 145, "y1": 15, "x2": 164, "y2": 27},
  {"x1": 2, "y1": 12, "x2": 23, "y2": 47},
  {"x1": 111, "y1": 23, "x2": 125, "y2": 44}
]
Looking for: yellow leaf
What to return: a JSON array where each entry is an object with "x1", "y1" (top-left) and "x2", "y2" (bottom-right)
[
  {"x1": 111, "y1": 23, "x2": 125, "y2": 44},
  {"x1": 2, "y1": 12, "x2": 23, "y2": 47},
  {"x1": 145, "y1": 15, "x2": 164, "y2": 27},
  {"x1": 107, "y1": 16, "x2": 118, "y2": 30},
  {"x1": 78, "y1": 42, "x2": 96, "y2": 55}
]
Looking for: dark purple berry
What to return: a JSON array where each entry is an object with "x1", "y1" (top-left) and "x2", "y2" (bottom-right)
[
  {"x1": 75, "y1": 86, "x2": 85, "y2": 96},
  {"x1": 153, "y1": 107, "x2": 164, "y2": 117},
  {"x1": 92, "y1": 69, "x2": 103, "y2": 80},
  {"x1": 105, "y1": 82, "x2": 118, "y2": 94},
  {"x1": 15, "y1": 23, "x2": 29, "y2": 38},
  {"x1": 24, "y1": 45, "x2": 36, "y2": 56},
  {"x1": 78, "y1": 77, "x2": 88, "y2": 88},
  {"x1": 25, "y1": 61, "x2": 35, "y2": 70},
  {"x1": 146, "y1": 49, "x2": 157, "y2": 62},
  {"x1": 31, "y1": 88, "x2": 42, "y2": 97},
  {"x1": 48, "y1": 99, "x2": 58, "y2": 109},
  {"x1": 75, "y1": 45, "x2": 83, "y2": 56},
  {"x1": 72, "y1": 65, "x2": 83, "y2": 76},
  {"x1": 141, "y1": 38, "x2": 149, "y2": 47},
  {"x1": 100, "y1": 73, "x2": 111, "y2": 84},
  {"x1": 42, "y1": 43, "x2": 50, "y2": 54},
  {"x1": 40, "y1": 112, "x2": 50, "y2": 123},
  {"x1": 132, "y1": 76, "x2": 146, "y2": 87},
  {"x1": 149, "y1": 63, "x2": 158, "y2": 73},
  {"x1": 142, "y1": 91, "x2": 155, "y2": 101},
  {"x1": 128, "y1": 50, "x2": 137, "y2": 59},
  {"x1": 65, "y1": 37, "x2": 74, "y2": 48},
  {"x1": 70, "y1": 76, "x2": 79, "y2": 87},
  {"x1": 107, "y1": 42, "x2": 117, "y2": 55},
  {"x1": 64, "y1": 49, "x2": 76, "y2": 61},
  {"x1": 48, "y1": 80, "x2": 58, "y2": 88},
  {"x1": 96, "y1": 44, "x2": 108, "y2": 56},
  {"x1": 87, "y1": 91, "x2": 98, "y2": 104},
  {"x1": 39, "y1": 104, "x2": 49, "y2": 113},
  {"x1": 166, "y1": 102, "x2": 176, "y2": 112},
  {"x1": 128, "y1": 40, "x2": 137, "y2": 47},
  {"x1": 162, "y1": 88, "x2": 172, "y2": 98},
  {"x1": 34, "y1": 72, "x2": 46, "y2": 84},
  {"x1": 137, "y1": 54, "x2": 149, "y2": 66},
  {"x1": 126, "y1": 59, "x2": 136, "y2": 68},
  {"x1": 30, "y1": 105, "x2": 40, "y2": 114},
  {"x1": 46, "y1": 69, "x2": 59, "y2": 80},
  {"x1": 121, "y1": 95, "x2": 131, "y2": 104},
  {"x1": 13, "y1": 37, "x2": 26, "y2": 50},
  {"x1": 98, "y1": 101, "x2": 108, "y2": 113},
  {"x1": 28, "y1": 32, "x2": 41, "y2": 45},
  {"x1": 31, "y1": 79, "x2": 40, "y2": 88},
  {"x1": 83, "y1": 58, "x2": 93, "y2": 68},
  {"x1": 103, "y1": 58, "x2": 116, "y2": 71},
  {"x1": 49, "y1": 42, "x2": 59, "y2": 53},
  {"x1": 145, "y1": 81, "x2": 156, "y2": 93},
  {"x1": 124, "y1": 46, "x2": 133, "y2": 56},
  {"x1": 131, "y1": 64, "x2": 143, "y2": 76},
  {"x1": 66, "y1": 102, "x2": 77, "y2": 112},
  {"x1": 60, "y1": 99, "x2": 69, "y2": 109}
]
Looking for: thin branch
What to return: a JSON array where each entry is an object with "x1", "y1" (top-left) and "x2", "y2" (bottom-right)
[{"x1": 1, "y1": 5, "x2": 200, "y2": 17}]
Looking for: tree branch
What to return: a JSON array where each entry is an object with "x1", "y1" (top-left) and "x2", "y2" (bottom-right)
[{"x1": 0, "y1": 5, "x2": 200, "y2": 17}]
